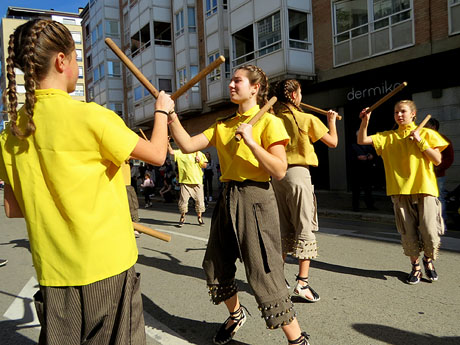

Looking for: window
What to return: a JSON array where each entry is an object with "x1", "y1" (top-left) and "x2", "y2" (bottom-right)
[
  {"x1": 106, "y1": 21, "x2": 119, "y2": 36},
  {"x1": 224, "y1": 49, "x2": 230, "y2": 78},
  {"x1": 71, "y1": 84, "x2": 85, "y2": 96},
  {"x1": 188, "y1": 7, "x2": 196, "y2": 32},
  {"x1": 144, "y1": 80, "x2": 153, "y2": 96},
  {"x1": 206, "y1": 0, "x2": 218, "y2": 17},
  {"x1": 71, "y1": 32, "x2": 81, "y2": 44},
  {"x1": 190, "y1": 65, "x2": 199, "y2": 91},
  {"x1": 134, "y1": 86, "x2": 143, "y2": 101},
  {"x1": 107, "y1": 61, "x2": 121, "y2": 77},
  {"x1": 86, "y1": 55, "x2": 92, "y2": 69},
  {"x1": 154, "y1": 21, "x2": 172, "y2": 46},
  {"x1": 233, "y1": 25, "x2": 254, "y2": 66},
  {"x1": 159, "y1": 78, "x2": 172, "y2": 92},
  {"x1": 91, "y1": 23, "x2": 102, "y2": 44},
  {"x1": 92, "y1": 64, "x2": 104, "y2": 81},
  {"x1": 88, "y1": 87, "x2": 94, "y2": 100},
  {"x1": 223, "y1": 0, "x2": 228, "y2": 10},
  {"x1": 131, "y1": 24, "x2": 151, "y2": 57},
  {"x1": 449, "y1": 0, "x2": 460, "y2": 35},
  {"x1": 208, "y1": 52, "x2": 221, "y2": 81},
  {"x1": 257, "y1": 11, "x2": 281, "y2": 57},
  {"x1": 177, "y1": 67, "x2": 186, "y2": 88},
  {"x1": 79, "y1": 67, "x2": 84, "y2": 79},
  {"x1": 76, "y1": 49, "x2": 83, "y2": 62},
  {"x1": 17, "y1": 84, "x2": 26, "y2": 94},
  {"x1": 63, "y1": 18, "x2": 76, "y2": 25},
  {"x1": 14, "y1": 68, "x2": 24, "y2": 75},
  {"x1": 94, "y1": 67, "x2": 99, "y2": 81},
  {"x1": 175, "y1": 10, "x2": 184, "y2": 36},
  {"x1": 109, "y1": 103, "x2": 123, "y2": 116},
  {"x1": 288, "y1": 10, "x2": 310, "y2": 50},
  {"x1": 333, "y1": 0, "x2": 413, "y2": 66}
]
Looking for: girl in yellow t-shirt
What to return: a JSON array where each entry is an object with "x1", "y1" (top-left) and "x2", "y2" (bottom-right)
[
  {"x1": 358, "y1": 100, "x2": 448, "y2": 285},
  {"x1": 270, "y1": 79, "x2": 339, "y2": 303},
  {"x1": 0, "y1": 19, "x2": 174, "y2": 344},
  {"x1": 168, "y1": 66, "x2": 310, "y2": 345}
]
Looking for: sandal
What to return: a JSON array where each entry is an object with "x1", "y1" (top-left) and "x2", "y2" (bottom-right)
[
  {"x1": 288, "y1": 331, "x2": 311, "y2": 345},
  {"x1": 407, "y1": 262, "x2": 422, "y2": 285},
  {"x1": 293, "y1": 276, "x2": 320, "y2": 302},
  {"x1": 213, "y1": 305, "x2": 249, "y2": 345},
  {"x1": 198, "y1": 216, "x2": 205, "y2": 226},
  {"x1": 423, "y1": 255, "x2": 438, "y2": 282},
  {"x1": 178, "y1": 216, "x2": 185, "y2": 227}
]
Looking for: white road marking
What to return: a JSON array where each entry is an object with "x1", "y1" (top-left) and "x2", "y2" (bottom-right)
[{"x1": 153, "y1": 228, "x2": 208, "y2": 242}]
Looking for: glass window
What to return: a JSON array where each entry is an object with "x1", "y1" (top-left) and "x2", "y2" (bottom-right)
[
  {"x1": 97, "y1": 23, "x2": 103, "y2": 40},
  {"x1": 223, "y1": 0, "x2": 228, "y2": 10},
  {"x1": 175, "y1": 10, "x2": 184, "y2": 36},
  {"x1": 154, "y1": 21, "x2": 172, "y2": 46},
  {"x1": 91, "y1": 29, "x2": 98, "y2": 45},
  {"x1": 71, "y1": 32, "x2": 81, "y2": 44},
  {"x1": 190, "y1": 65, "x2": 199, "y2": 91},
  {"x1": 206, "y1": 0, "x2": 218, "y2": 17},
  {"x1": 224, "y1": 49, "x2": 230, "y2": 78},
  {"x1": 106, "y1": 21, "x2": 119, "y2": 36},
  {"x1": 79, "y1": 67, "x2": 84, "y2": 79},
  {"x1": 71, "y1": 84, "x2": 85, "y2": 96},
  {"x1": 88, "y1": 87, "x2": 94, "y2": 99},
  {"x1": 288, "y1": 10, "x2": 310, "y2": 50},
  {"x1": 144, "y1": 80, "x2": 152, "y2": 96},
  {"x1": 63, "y1": 18, "x2": 76, "y2": 25},
  {"x1": 134, "y1": 86, "x2": 143, "y2": 101},
  {"x1": 76, "y1": 49, "x2": 83, "y2": 62},
  {"x1": 14, "y1": 68, "x2": 24, "y2": 75},
  {"x1": 107, "y1": 61, "x2": 121, "y2": 77},
  {"x1": 177, "y1": 68, "x2": 186, "y2": 88},
  {"x1": 109, "y1": 103, "x2": 123, "y2": 116},
  {"x1": 140, "y1": 24, "x2": 151, "y2": 49},
  {"x1": 449, "y1": 0, "x2": 460, "y2": 34},
  {"x1": 99, "y1": 63, "x2": 105, "y2": 79},
  {"x1": 86, "y1": 55, "x2": 92, "y2": 69},
  {"x1": 188, "y1": 7, "x2": 196, "y2": 32},
  {"x1": 93, "y1": 67, "x2": 99, "y2": 81},
  {"x1": 334, "y1": 0, "x2": 368, "y2": 41},
  {"x1": 207, "y1": 52, "x2": 221, "y2": 81},
  {"x1": 257, "y1": 12, "x2": 281, "y2": 57},
  {"x1": 233, "y1": 25, "x2": 254, "y2": 66},
  {"x1": 17, "y1": 84, "x2": 26, "y2": 94},
  {"x1": 159, "y1": 78, "x2": 172, "y2": 92}
]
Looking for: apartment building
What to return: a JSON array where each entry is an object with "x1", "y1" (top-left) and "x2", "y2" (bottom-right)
[
  {"x1": 0, "y1": 7, "x2": 86, "y2": 130},
  {"x1": 307, "y1": 0, "x2": 460, "y2": 191},
  {"x1": 79, "y1": 0, "x2": 459, "y2": 192}
]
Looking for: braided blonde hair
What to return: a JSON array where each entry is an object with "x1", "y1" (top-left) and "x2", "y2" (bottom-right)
[
  {"x1": 271, "y1": 79, "x2": 307, "y2": 136},
  {"x1": 2, "y1": 19, "x2": 75, "y2": 139}
]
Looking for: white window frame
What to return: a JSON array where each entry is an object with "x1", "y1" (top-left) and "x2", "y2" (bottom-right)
[
  {"x1": 188, "y1": 7, "x2": 196, "y2": 33},
  {"x1": 71, "y1": 31, "x2": 82, "y2": 44},
  {"x1": 257, "y1": 11, "x2": 282, "y2": 57},
  {"x1": 448, "y1": 0, "x2": 460, "y2": 35},
  {"x1": 206, "y1": 0, "x2": 218, "y2": 17},
  {"x1": 207, "y1": 52, "x2": 221, "y2": 82},
  {"x1": 332, "y1": 0, "x2": 414, "y2": 67},
  {"x1": 175, "y1": 10, "x2": 184, "y2": 37},
  {"x1": 177, "y1": 67, "x2": 187, "y2": 88}
]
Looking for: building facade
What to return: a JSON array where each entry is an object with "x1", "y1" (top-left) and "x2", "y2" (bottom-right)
[
  {"x1": 78, "y1": 0, "x2": 459, "y2": 193},
  {"x1": 0, "y1": 7, "x2": 86, "y2": 130}
]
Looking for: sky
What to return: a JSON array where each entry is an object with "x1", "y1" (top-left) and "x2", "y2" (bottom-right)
[{"x1": 1, "y1": 1, "x2": 89, "y2": 19}]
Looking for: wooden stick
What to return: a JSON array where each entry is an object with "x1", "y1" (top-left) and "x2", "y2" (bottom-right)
[
  {"x1": 105, "y1": 38, "x2": 160, "y2": 98},
  {"x1": 133, "y1": 222, "x2": 171, "y2": 242},
  {"x1": 139, "y1": 128, "x2": 148, "y2": 141},
  {"x1": 367, "y1": 82, "x2": 408, "y2": 113},
  {"x1": 235, "y1": 96, "x2": 277, "y2": 141},
  {"x1": 171, "y1": 56, "x2": 225, "y2": 100},
  {"x1": 300, "y1": 102, "x2": 343, "y2": 120},
  {"x1": 409, "y1": 114, "x2": 431, "y2": 140}
]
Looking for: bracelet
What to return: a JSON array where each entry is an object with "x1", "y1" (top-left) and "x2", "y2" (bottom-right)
[
  {"x1": 416, "y1": 138, "x2": 430, "y2": 152},
  {"x1": 154, "y1": 109, "x2": 169, "y2": 116}
]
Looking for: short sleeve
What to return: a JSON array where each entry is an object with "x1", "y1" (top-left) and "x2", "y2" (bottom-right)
[
  {"x1": 0, "y1": 131, "x2": 11, "y2": 184},
  {"x1": 203, "y1": 122, "x2": 217, "y2": 146},
  {"x1": 308, "y1": 116, "x2": 329, "y2": 143},
  {"x1": 99, "y1": 109, "x2": 139, "y2": 167},
  {"x1": 262, "y1": 114, "x2": 289, "y2": 149},
  {"x1": 371, "y1": 133, "x2": 385, "y2": 156}
]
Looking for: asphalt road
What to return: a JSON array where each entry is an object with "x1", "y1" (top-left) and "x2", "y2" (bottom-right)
[{"x1": 1, "y1": 191, "x2": 460, "y2": 345}]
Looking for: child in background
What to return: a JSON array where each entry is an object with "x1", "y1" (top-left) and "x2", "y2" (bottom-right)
[
  {"x1": 270, "y1": 79, "x2": 338, "y2": 302},
  {"x1": 0, "y1": 19, "x2": 174, "y2": 344},
  {"x1": 358, "y1": 100, "x2": 448, "y2": 285},
  {"x1": 141, "y1": 172, "x2": 155, "y2": 208}
]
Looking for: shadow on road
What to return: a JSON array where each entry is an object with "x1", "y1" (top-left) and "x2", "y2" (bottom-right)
[
  {"x1": 142, "y1": 294, "x2": 250, "y2": 345},
  {"x1": 0, "y1": 238, "x2": 31, "y2": 253},
  {"x1": 353, "y1": 323, "x2": 460, "y2": 345},
  {"x1": 137, "y1": 249, "x2": 252, "y2": 294}
]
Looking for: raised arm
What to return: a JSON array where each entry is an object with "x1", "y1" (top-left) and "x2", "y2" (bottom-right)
[
  {"x1": 358, "y1": 108, "x2": 374, "y2": 146},
  {"x1": 131, "y1": 91, "x2": 174, "y2": 165},
  {"x1": 167, "y1": 112, "x2": 210, "y2": 153},
  {"x1": 319, "y1": 110, "x2": 339, "y2": 148}
]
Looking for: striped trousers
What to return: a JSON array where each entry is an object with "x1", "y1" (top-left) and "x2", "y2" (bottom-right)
[{"x1": 34, "y1": 266, "x2": 146, "y2": 345}]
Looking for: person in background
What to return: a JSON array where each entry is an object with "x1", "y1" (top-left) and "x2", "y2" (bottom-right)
[
  {"x1": 140, "y1": 172, "x2": 155, "y2": 208},
  {"x1": 425, "y1": 117, "x2": 454, "y2": 231},
  {"x1": 203, "y1": 151, "x2": 216, "y2": 202}
]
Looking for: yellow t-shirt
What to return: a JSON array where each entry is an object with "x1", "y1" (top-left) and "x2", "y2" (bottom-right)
[
  {"x1": 122, "y1": 161, "x2": 131, "y2": 185},
  {"x1": 0, "y1": 88, "x2": 140, "y2": 286},
  {"x1": 174, "y1": 150, "x2": 207, "y2": 184},
  {"x1": 371, "y1": 122, "x2": 449, "y2": 196},
  {"x1": 274, "y1": 107, "x2": 329, "y2": 166},
  {"x1": 203, "y1": 105, "x2": 289, "y2": 182}
]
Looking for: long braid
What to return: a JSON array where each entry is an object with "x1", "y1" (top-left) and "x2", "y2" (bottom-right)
[
  {"x1": 3, "y1": 34, "x2": 19, "y2": 136},
  {"x1": 272, "y1": 79, "x2": 307, "y2": 136}
]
